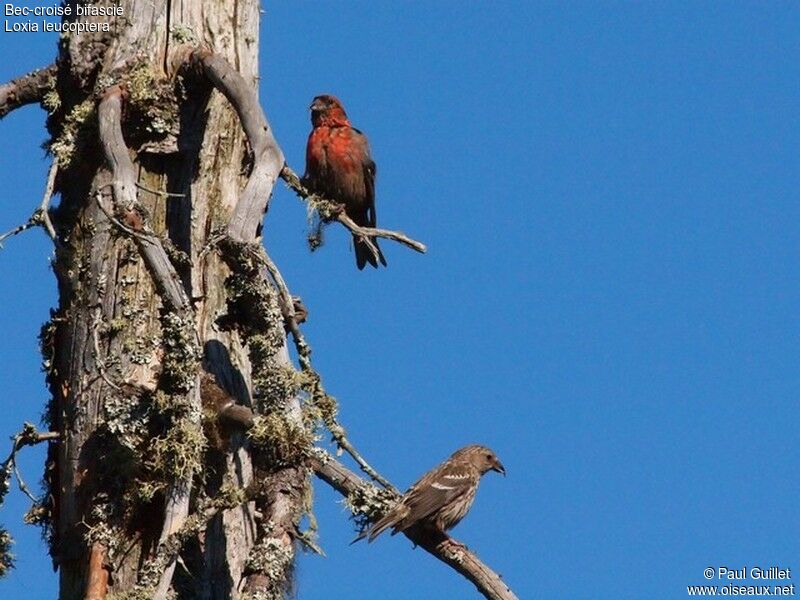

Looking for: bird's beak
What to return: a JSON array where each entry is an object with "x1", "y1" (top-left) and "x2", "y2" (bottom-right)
[
  {"x1": 309, "y1": 99, "x2": 324, "y2": 113},
  {"x1": 492, "y1": 461, "x2": 506, "y2": 476}
]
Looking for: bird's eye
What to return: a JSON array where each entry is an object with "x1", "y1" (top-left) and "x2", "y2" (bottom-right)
[{"x1": 485, "y1": 453, "x2": 492, "y2": 460}]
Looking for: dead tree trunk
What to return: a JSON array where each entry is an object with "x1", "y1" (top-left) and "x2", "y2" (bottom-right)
[{"x1": 35, "y1": 2, "x2": 305, "y2": 598}]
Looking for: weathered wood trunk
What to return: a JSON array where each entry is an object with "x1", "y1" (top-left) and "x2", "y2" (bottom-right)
[{"x1": 40, "y1": 2, "x2": 305, "y2": 598}]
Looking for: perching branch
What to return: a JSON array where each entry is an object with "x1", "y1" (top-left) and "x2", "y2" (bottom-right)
[
  {"x1": 280, "y1": 165, "x2": 428, "y2": 256},
  {"x1": 186, "y1": 48, "x2": 426, "y2": 263},
  {"x1": 0, "y1": 64, "x2": 56, "y2": 119},
  {"x1": 187, "y1": 47, "x2": 396, "y2": 491},
  {"x1": 198, "y1": 284, "x2": 514, "y2": 599},
  {"x1": 313, "y1": 457, "x2": 519, "y2": 600}
]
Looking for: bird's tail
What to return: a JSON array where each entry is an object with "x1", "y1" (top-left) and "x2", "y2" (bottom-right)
[
  {"x1": 350, "y1": 511, "x2": 398, "y2": 544},
  {"x1": 354, "y1": 235, "x2": 387, "y2": 270}
]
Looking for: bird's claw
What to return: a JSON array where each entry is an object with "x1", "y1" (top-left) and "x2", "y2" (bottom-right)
[{"x1": 441, "y1": 537, "x2": 468, "y2": 555}]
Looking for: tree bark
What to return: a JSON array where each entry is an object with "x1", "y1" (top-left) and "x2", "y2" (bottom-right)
[{"x1": 40, "y1": 1, "x2": 302, "y2": 598}]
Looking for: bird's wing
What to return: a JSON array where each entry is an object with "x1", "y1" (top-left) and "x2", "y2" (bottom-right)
[
  {"x1": 352, "y1": 127, "x2": 377, "y2": 227},
  {"x1": 393, "y1": 463, "x2": 474, "y2": 533}
]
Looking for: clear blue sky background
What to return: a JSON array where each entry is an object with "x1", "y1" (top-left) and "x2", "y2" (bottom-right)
[{"x1": 1, "y1": 2, "x2": 799, "y2": 599}]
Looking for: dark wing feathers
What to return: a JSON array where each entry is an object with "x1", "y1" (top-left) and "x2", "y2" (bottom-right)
[
  {"x1": 358, "y1": 459, "x2": 474, "y2": 542},
  {"x1": 391, "y1": 471, "x2": 473, "y2": 534},
  {"x1": 351, "y1": 129, "x2": 385, "y2": 268},
  {"x1": 352, "y1": 129, "x2": 377, "y2": 227},
  {"x1": 364, "y1": 159, "x2": 376, "y2": 227}
]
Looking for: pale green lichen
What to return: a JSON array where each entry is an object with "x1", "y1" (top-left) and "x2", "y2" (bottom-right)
[
  {"x1": 107, "y1": 589, "x2": 156, "y2": 600},
  {"x1": 48, "y1": 98, "x2": 96, "y2": 167},
  {"x1": 126, "y1": 62, "x2": 180, "y2": 137},
  {"x1": 243, "y1": 522, "x2": 295, "y2": 600},
  {"x1": 248, "y1": 414, "x2": 314, "y2": 467},
  {"x1": 224, "y1": 270, "x2": 284, "y2": 341},
  {"x1": 159, "y1": 309, "x2": 200, "y2": 394},
  {"x1": 104, "y1": 393, "x2": 150, "y2": 451},
  {"x1": 345, "y1": 482, "x2": 397, "y2": 534},
  {"x1": 249, "y1": 338, "x2": 300, "y2": 413},
  {"x1": 246, "y1": 536, "x2": 293, "y2": 579},
  {"x1": 0, "y1": 528, "x2": 13, "y2": 578},
  {"x1": 147, "y1": 418, "x2": 206, "y2": 482},
  {"x1": 170, "y1": 25, "x2": 197, "y2": 44},
  {"x1": 23, "y1": 503, "x2": 49, "y2": 526},
  {"x1": 124, "y1": 478, "x2": 165, "y2": 509},
  {"x1": 0, "y1": 459, "x2": 13, "y2": 577},
  {"x1": 42, "y1": 89, "x2": 60, "y2": 114}
]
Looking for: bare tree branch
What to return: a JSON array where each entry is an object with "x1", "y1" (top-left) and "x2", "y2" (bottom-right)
[
  {"x1": 0, "y1": 220, "x2": 36, "y2": 249},
  {"x1": 313, "y1": 457, "x2": 519, "y2": 600},
  {"x1": 37, "y1": 160, "x2": 58, "y2": 242},
  {"x1": 0, "y1": 64, "x2": 56, "y2": 119},
  {"x1": 1, "y1": 424, "x2": 59, "y2": 504},
  {"x1": 0, "y1": 161, "x2": 59, "y2": 249},
  {"x1": 280, "y1": 165, "x2": 427, "y2": 255},
  {"x1": 186, "y1": 48, "x2": 312, "y2": 595},
  {"x1": 182, "y1": 49, "x2": 409, "y2": 493}
]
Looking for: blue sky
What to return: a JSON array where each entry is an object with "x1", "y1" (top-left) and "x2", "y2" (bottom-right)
[{"x1": 1, "y1": 2, "x2": 799, "y2": 598}]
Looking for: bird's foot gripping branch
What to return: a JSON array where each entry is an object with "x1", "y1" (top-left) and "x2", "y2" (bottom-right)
[{"x1": 280, "y1": 165, "x2": 427, "y2": 266}]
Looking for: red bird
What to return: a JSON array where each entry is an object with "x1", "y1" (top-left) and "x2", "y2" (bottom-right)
[{"x1": 304, "y1": 94, "x2": 386, "y2": 270}]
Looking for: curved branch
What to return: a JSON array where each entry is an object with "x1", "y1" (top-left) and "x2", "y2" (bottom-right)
[
  {"x1": 0, "y1": 64, "x2": 56, "y2": 119},
  {"x1": 280, "y1": 166, "x2": 427, "y2": 255},
  {"x1": 313, "y1": 457, "x2": 519, "y2": 600},
  {"x1": 188, "y1": 49, "x2": 285, "y2": 242},
  {"x1": 185, "y1": 49, "x2": 309, "y2": 594}
]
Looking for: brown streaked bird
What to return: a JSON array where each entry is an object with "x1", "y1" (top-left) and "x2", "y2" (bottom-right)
[
  {"x1": 355, "y1": 445, "x2": 505, "y2": 543},
  {"x1": 304, "y1": 94, "x2": 387, "y2": 270}
]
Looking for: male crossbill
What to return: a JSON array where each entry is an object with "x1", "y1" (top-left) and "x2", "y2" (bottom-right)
[{"x1": 304, "y1": 94, "x2": 386, "y2": 269}]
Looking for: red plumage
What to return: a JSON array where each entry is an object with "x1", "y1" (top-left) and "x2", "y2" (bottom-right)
[{"x1": 303, "y1": 94, "x2": 386, "y2": 269}]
